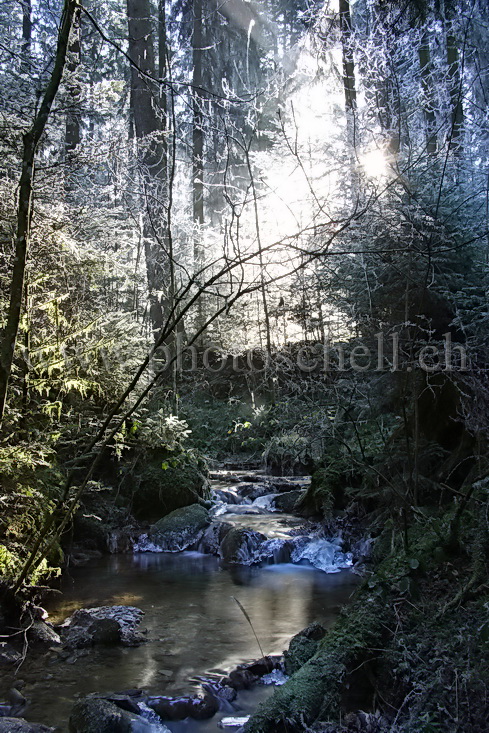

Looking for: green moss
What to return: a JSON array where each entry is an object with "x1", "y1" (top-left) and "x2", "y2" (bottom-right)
[
  {"x1": 128, "y1": 451, "x2": 210, "y2": 519},
  {"x1": 297, "y1": 465, "x2": 346, "y2": 518},
  {"x1": 244, "y1": 595, "x2": 389, "y2": 732}
]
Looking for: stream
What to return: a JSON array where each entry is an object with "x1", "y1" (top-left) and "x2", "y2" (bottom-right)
[{"x1": 14, "y1": 471, "x2": 360, "y2": 732}]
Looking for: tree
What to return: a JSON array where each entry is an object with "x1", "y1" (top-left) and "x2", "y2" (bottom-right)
[{"x1": 0, "y1": 0, "x2": 79, "y2": 432}]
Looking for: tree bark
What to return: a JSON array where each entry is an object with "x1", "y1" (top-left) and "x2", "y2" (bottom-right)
[
  {"x1": 419, "y1": 29, "x2": 437, "y2": 154},
  {"x1": 192, "y1": 0, "x2": 205, "y2": 337},
  {"x1": 446, "y1": 32, "x2": 464, "y2": 155},
  {"x1": 0, "y1": 0, "x2": 78, "y2": 432},
  {"x1": 126, "y1": 0, "x2": 168, "y2": 336},
  {"x1": 64, "y1": 6, "x2": 82, "y2": 196}
]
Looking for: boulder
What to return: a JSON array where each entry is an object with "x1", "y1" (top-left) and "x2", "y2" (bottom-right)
[
  {"x1": 127, "y1": 455, "x2": 210, "y2": 520},
  {"x1": 197, "y1": 522, "x2": 233, "y2": 555},
  {"x1": 149, "y1": 505, "x2": 210, "y2": 552},
  {"x1": 69, "y1": 697, "x2": 170, "y2": 732},
  {"x1": 28, "y1": 621, "x2": 61, "y2": 646},
  {"x1": 61, "y1": 606, "x2": 144, "y2": 649},
  {"x1": 283, "y1": 622, "x2": 326, "y2": 675},
  {"x1": 219, "y1": 528, "x2": 267, "y2": 565},
  {"x1": 0, "y1": 721, "x2": 54, "y2": 733},
  {"x1": 147, "y1": 693, "x2": 218, "y2": 721},
  {"x1": 272, "y1": 490, "x2": 305, "y2": 513},
  {"x1": 236, "y1": 483, "x2": 272, "y2": 501}
]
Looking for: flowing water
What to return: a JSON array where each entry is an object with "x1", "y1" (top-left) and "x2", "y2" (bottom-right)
[{"x1": 11, "y1": 472, "x2": 360, "y2": 732}]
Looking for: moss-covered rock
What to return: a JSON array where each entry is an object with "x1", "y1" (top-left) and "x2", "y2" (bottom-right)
[
  {"x1": 149, "y1": 504, "x2": 210, "y2": 551},
  {"x1": 297, "y1": 466, "x2": 347, "y2": 518},
  {"x1": 127, "y1": 453, "x2": 210, "y2": 520}
]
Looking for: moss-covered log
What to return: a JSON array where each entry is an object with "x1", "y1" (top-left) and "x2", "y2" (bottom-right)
[{"x1": 244, "y1": 594, "x2": 389, "y2": 733}]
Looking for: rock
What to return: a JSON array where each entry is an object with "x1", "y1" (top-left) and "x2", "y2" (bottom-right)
[
  {"x1": 28, "y1": 621, "x2": 61, "y2": 646},
  {"x1": 0, "y1": 721, "x2": 54, "y2": 733},
  {"x1": 127, "y1": 454, "x2": 210, "y2": 520},
  {"x1": 212, "y1": 489, "x2": 242, "y2": 504},
  {"x1": 223, "y1": 657, "x2": 282, "y2": 690},
  {"x1": 269, "y1": 478, "x2": 305, "y2": 492},
  {"x1": 283, "y1": 622, "x2": 326, "y2": 675},
  {"x1": 149, "y1": 504, "x2": 210, "y2": 552},
  {"x1": 236, "y1": 483, "x2": 272, "y2": 501},
  {"x1": 198, "y1": 522, "x2": 233, "y2": 555},
  {"x1": 253, "y1": 539, "x2": 293, "y2": 564},
  {"x1": 61, "y1": 606, "x2": 144, "y2": 648},
  {"x1": 0, "y1": 642, "x2": 22, "y2": 666},
  {"x1": 147, "y1": 693, "x2": 219, "y2": 721},
  {"x1": 219, "y1": 528, "x2": 267, "y2": 565},
  {"x1": 272, "y1": 490, "x2": 305, "y2": 513},
  {"x1": 70, "y1": 697, "x2": 170, "y2": 732}
]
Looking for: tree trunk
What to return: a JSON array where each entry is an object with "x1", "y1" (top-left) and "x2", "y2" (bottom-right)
[
  {"x1": 339, "y1": 0, "x2": 357, "y2": 145},
  {"x1": 419, "y1": 29, "x2": 437, "y2": 154},
  {"x1": 21, "y1": 0, "x2": 32, "y2": 68},
  {"x1": 0, "y1": 0, "x2": 78, "y2": 432},
  {"x1": 126, "y1": 0, "x2": 168, "y2": 336},
  {"x1": 446, "y1": 31, "x2": 464, "y2": 155},
  {"x1": 64, "y1": 6, "x2": 82, "y2": 196},
  {"x1": 192, "y1": 0, "x2": 205, "y2": 337}
]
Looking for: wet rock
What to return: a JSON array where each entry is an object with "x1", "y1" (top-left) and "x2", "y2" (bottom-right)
[
  {"x1": 0, "y1": 642, "x2": 22, "y2": 666},
  {"x1": 219, "y1": 528, "x2": 267, "y2": 565},
  {"x1": 269, "y1": 478, "x2": 306, "y2": 492},
  {"x1": 70, "y1": 550, "x2": 104, "y2": 567},
  {"x1": 70, "y1": 697, "x2": 169, "y2": 732},
  {"x1": 28, "y1": 621, "x2": 61, "y2": 646},
  {"x1": 107, "y1": 531, "x2": 139, "y2": 554},
  {"x1": 253, "y1": 538, "x2": 293, "y2": 564},
  {"x1": 148, "y1": 504, "x2": 210, "y2": 552},
  {"x1": 0, "y1": 720, "x2": 54, "y2": 733},
  {"x1": 61, "y1": 606, "x2": 144, "y2": 649},
  {"x1": 272, "y1": 490, "x2": 305, "y2": 513},
  {"x1": 235, "y1": 483, "x2": 271, "y2": 501},
  {"x1": 198, "y1": 522, "x2": 233, "y2": 555},
  {"x1": 147, "y1": 693, "x2": 219, "y2": 721},
  {"x1": 283, "y1": 622, "x2": 326, "y2": 675},
  {"x1": 223, "y1": 657, "x2": 282, "y2": 690},
  {"x1": 212, "y1": 489, "x2": 242, "y2": 504}
]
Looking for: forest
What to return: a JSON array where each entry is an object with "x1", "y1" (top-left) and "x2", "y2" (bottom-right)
[{"x1": 0, "y1": 0, "x2": 488, "y2": 731}]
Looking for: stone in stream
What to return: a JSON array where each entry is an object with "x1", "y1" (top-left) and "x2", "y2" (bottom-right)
[
  {"x1": 283, "y1": 622, "x2": 326, "y2": 675},
  {"x1": 148, "y1": 504, "x2": 210, "y2": 551},
  {"x1": 235, "y1": 483, "x2": 272, "y2": 501},
  {"x1": 222, "y1": 656, "x2": 282, "y2": 690},
  {"x1": 198, "y1": 521, "x2": 233, "y2": 555},
  {"x1": 27, "y1": 620, "x2": 61, "y2": 647},
  {"x1": 0, "y1": 642, "x2": 22, "y2": 665},
  {"x1": 212, "y1": 489, "x2": 243, "y2": 505},
  {"x1": 218, "y1": 528, "x2": 268, "y2": 565},
  {"x1": 147, "y1": 692, "x2": 219, "y2": 721},
  {"x1": 0, "y1": 721, "x2": 54, "y2": 733},
  {"x1": 272, "y1": 489, "x2": 305, "y2": 513},
  {"x1": 69, "y1": 697, "x2": 170, "y2": 732},
  {"x1": 60, "y1": 606, "x2": 145, "y2": 649}
]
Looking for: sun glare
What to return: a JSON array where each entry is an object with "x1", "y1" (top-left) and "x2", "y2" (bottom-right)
[{"x1": 360, "y1": 148, "x2": 389, "y2": 178}]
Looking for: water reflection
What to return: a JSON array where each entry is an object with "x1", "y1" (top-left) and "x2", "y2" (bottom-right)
[{"x1": 17, "y1": 553, "x2": 358, "y2": 731}]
